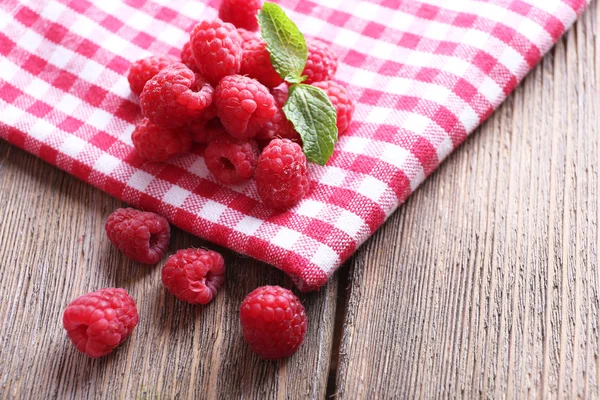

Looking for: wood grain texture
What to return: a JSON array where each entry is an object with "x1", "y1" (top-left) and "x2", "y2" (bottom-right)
[
  {"x1": 0, "y1": 142, "x2": 338, "y2": 399},
  {"x1": 334, "y1": 3, "x2": 599, "y2": 399}
]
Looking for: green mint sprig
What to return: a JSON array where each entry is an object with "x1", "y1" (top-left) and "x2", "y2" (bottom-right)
[{"x1": 258, "y1": 2, "x2": 338, "y2": 166}]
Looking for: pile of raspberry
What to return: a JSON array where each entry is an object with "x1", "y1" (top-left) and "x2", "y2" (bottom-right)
[
  {"x1": 61, "y1": 0, "x2": 353, "y2": 363},
  {"x1": 126, "y1": 3, "x2": 355, "y2": 210}
]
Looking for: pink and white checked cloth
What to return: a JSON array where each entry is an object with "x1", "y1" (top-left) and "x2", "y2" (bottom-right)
[{"x1": 0, "y1": 0, "x2": 588, "y2": 290}]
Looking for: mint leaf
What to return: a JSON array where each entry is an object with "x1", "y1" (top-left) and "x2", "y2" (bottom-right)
[
  {"x1": 258, "y1": 2, "x2": 307, "y2": 83},
  {"x1": 284, "y1": 84, "x2": 338, "y2": 165}
]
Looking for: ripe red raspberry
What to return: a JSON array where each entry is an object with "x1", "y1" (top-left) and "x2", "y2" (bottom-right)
[
  {"x1": 312, "y1": 81, "x2": 354, "y2": 134},
  {"x1": 127, "y1": 55, "x2": 178, "y2": 95},
  {"x1": 180, "y1": 41, "x2": 198, "y2": 72},
  {"x1": 237, "y1": 28, "x2": 259, "y2": 43},
  {"x1": 215, "y1": 75, "x2": 277, "y2": 139},
  {"x1": 255, "y1": 139, "x2": 310, "y2": 210},
  {"x1": 240, "y1": 39, "x2": 284, "y2": 88},
  {"x1": 187, "y1": 105, "x2": 223, "y2": 144},
  {"x1": 270, "y1": 83, "x2": 289, "y2": 107},
  {"x1": 161, "y1": 249, "x2": 225, "y2": 304},
  {"x1": 240, "y1": 285, "x2": 307, "y2": 360},
  {"x1": 63, "y1": 288, "x2": 139, "y2": 358},
  {"x1": 140, "y1": 63, "x2": 214, "y2": 128},
  {"x1": 219, "y1": 0, "x2": 263, "y2": 31},
  {"x1": 302, "y1": 39, "x2": 338, "y2": 84},
  {"x1": 205, "y1": 135, "x2": 259, "y2": 185},
  {"x1": 256, "y1": 109, "x2": 301, "y2": 145},
  {"x1": 105, "y1": 208, "x2": 170, "y2": 264},
  {"x1": 132, "y1": 118, "x2": 192, "y2": 162},
  {"x1": 190, "y1": 19, "x2": 242, "y2": 84},
  {"x1": 257, "y1": 85, "x2": 301, "y2": 145}
]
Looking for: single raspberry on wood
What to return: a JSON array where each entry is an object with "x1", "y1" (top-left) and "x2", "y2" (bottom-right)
[
  {"x1": 215, "y1": 75, "x2": 277, "y2": 139},
  {"x1": 140, "y1": 63, "x2": 214, "y2": 128},
  {"x1": 312, "y1": 80, "x2": 354, "y2": 134},
  {"x1": 240, "y1": 39, "x2": 284, "y2": 88},
  {"x1": 190, "y1": 19, "x2": 243, "y2": 84},
  {"x1": 302, "y1": 39, "x2": 338, "y2": 84},
  {"x1": 240, "y1": 285, "x2": 308, "y2": 360},
  {"x1": 187, "y1": 105, "x2": 223, "y2": 144},
  {"x1": 105, "y1": 208, "x2": 170, "y2": 264},
  {"x1": 255, "y1": 139, "x2": 310, "y2": 210},
  {"x1": 132, "y1": 118, "x2": 192, "y2": 162},
  {"x1": 63, "y1": 288, "x2": 139, "y2": 358},
  {"x1": 219, "y1": 0, "x2": 263, "y2": 31},
  {"x1": 161, "y1": 249, "x2": 225, "y2": 305},
  {"x1": 127, "y1": 55, "x2": 178, "y2": 95},
  {"x1": 205, "y1": 135, "x2": 259, "y2": 185}
]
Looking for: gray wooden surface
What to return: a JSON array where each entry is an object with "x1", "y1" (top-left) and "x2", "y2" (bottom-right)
[{"x1": 1, "y1": 3, "x2": 598, "y2": 399}]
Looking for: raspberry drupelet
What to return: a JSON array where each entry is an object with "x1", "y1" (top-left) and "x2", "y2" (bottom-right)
[
  {"x1": 240, "y1": 39, "x2": 284, "y2": 88},
  {"x1": 237, "y1": 28, "x2": 259, "y2": 44},
  {"x1": 63, "y1": 288, "x2": 139, "y2": 358},
  {"x1": 127, "y1": 55, "x2": 178, "y2": 95},
  {"x1": 219, "y1": 0, "x2": 263, "y2": 31},
  {"x1": 204, "y1": 135, "x2": 259, "y2": 185},
  {"x1": 240, "y1": 285, "x2": 308, "y2": 360},
  {"x1": 312, "y1": 80, "x2": 355, "y2": 134},
  {"x1": 256, "y1": 84, "x2": 300, "y2": 145},
  {"x1": 187, "y1": 105, "x2": 223, "y2": 145},
  {"x1": 302, "y1": 39, "x2": 338, "y2": 84},
  {"x1": 140, "y1": 63, "x2": 214, "y2": 128},
  {"x1": 105, "y1": 208, "x2": 170, "y2": 264},
  {"x1": 255, "y1": 139, "x2": 310, "y2": 210},
  {"x1": 180, "y1": 41, "x2": 198, "y2": 72},
  {"x1": 161, "y1": 249, "x2": 226, "y2": 305},
  {"x1": 190, "y1": 19, "x2": 243, "y2": 84},
  {"x1": 214, "y1": 75, "x2": 277, "y2": 139},
  {"x1": 132, "y1": 118, "x2": 192, "y2": 162}
]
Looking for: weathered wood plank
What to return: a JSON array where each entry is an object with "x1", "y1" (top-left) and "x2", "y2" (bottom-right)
[
  {"x1": 334, "y1": 4, "x2": 599, "y2": 398},
  {"x1": 0, "y1": 142, "x2": 338, "y2": 399}
]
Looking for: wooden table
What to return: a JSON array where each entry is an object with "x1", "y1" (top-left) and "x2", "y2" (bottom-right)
[{"x1": 1, "y1": 3, "x2": 598, "y2": 399}]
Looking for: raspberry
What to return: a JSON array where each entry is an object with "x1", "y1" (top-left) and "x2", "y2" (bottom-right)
[
  {"x1": 240, "y1": 39, "x2": 284, "y2": 88},
  {"x1": 205, "y1": 135, "x2": 259, "y2": 185},
  {"x1": 215, "y1": 75, "x2": 277, "y2": 139},
  {"x1": 302, "y1": 39, "x2": 338, "y2": 84},
  {"x1": 161, "y1": 249, "x2": 226, "y2": 305},
  {"x1": 237, "y1": 28, "x2": 259, "y2": 43},
  {"x1": 105, "y1": 208, "x2": 170, "y2": 264},
  {"x1": 180, "y1": 41, "x2": 198, "y2": 72},
  {"x1": 270, "y1": 83, "x2": 289, "y2": 107},
  {"x1": 127, "y1": 55, "x2": 178, "y2": 96},
  {"x1": 140, "y1": 63, "x2": 214, "y2": 128},
  {"x1": 240, "y1": 286, "x2": 307, "y2": 360},
  {"x1": 219, "y1": 0, "x2": 263, "y2": 31},
  {"x1": 187, "y1": 105, "x2": 223, "y2": 144},
  {"x1": 132, "y1": 118, "x2": 192, "y2": 162},
  {"x1": 256, "y1": 85, "x2": 300, "y2": 145},
  {"x1": 255, "y1": 139, "x2": 310, "y2": 210},
  {"x1": 312, "y1": 81, "x2": 354, "y2": 134},
  {"x1": 63, "y1": 288, "x2": 139, "y2": 358},
  {"x1": 256, "y1": 110, "x2": 301, "y2": 145},
  {"x1": 190, "y1": 19, "x2": 242, "y2": 84}
]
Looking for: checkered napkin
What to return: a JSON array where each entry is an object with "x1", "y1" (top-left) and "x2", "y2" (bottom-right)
[{"x1": 0, "y1": 0, "x2": 588, "y2": 291}]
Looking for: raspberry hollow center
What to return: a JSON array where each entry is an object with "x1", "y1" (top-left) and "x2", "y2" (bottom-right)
[
  {"x1": 149, "y1": 233, "x2": 160, "y2": 249},
  {"x1": 220, "y1": 157, "x2": 236, "y2": 171}
]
